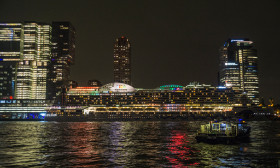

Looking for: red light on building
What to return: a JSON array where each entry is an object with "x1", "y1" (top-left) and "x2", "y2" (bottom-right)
[{"x1": 76, "y1": 87, "x2": 99, "y2": 89}]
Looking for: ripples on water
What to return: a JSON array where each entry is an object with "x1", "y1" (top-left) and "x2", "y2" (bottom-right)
[{"x1": 0, "y1": 121, "x2": 279, "y2": 167}]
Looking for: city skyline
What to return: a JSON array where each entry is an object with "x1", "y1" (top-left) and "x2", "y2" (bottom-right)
[
  {"x1": 1, "y1": 0, "x2": 280, "y2": 103},
  {"x1": 0, "y1": 22, "x2": 75, "y2": 102},
  {"x1": 1, "y1": 1, "x2": 280, "y2": 168}
]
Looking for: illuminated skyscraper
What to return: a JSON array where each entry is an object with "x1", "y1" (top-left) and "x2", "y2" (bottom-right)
[
  {"x1": 113, "y1": 36, "x2": 131, "y2": 85},
  {"x1": 0, "y1": 22, "x2": 51, "y2": 99},
  {"x1": 47, "y1": 22, "x2": 75, "y2": 101},
  {"x1": 219, "y1": 38, "x2": 259, "y2": 105},
  {"x1": 0, "y1": 23, "x2": 22, "y2": 99},
  {"x1": 16, "y1": 22, "x2": 51, "y2": 99}
]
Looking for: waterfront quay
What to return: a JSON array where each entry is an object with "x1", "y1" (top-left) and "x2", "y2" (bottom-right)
[
  {"x1": 45, "y1": 104, "x2": 235, "y2": 121},
  {"x1": 0, "y1": 100, "x2": 238, "y2": 121},
  {"x1": 0, "y1": 99, "x2": 52, "y2": 120},
  {"x1": 0, "y1": 105, "x2": 275, "y2": 121},
  {"x1": 0, "y1": 82, "x2": 276, "y2": 121}
]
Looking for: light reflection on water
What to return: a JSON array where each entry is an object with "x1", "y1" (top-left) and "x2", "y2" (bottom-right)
[{"x1": 0, "y1": 121, "x2": 279, "y2": 167}]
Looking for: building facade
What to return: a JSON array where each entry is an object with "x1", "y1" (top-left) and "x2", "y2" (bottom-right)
[
  {"x1": 219, "y1": 39, "x2": 259, "y2": 105},
  {"x1": 47, "y1": 22, "x2": 76, "y2": 102},
  {"x1": 66, "y1": 82, "x2": 241, "y2": 109},
  {"x1": 113, "y1": 36, "x2": 131, "y2": 85},
  {"x1": 0, "y1": 23, "x2": 22, "y2": 99},
  {"x1": 0, "y1": 22, "x2": 52, "y2": 99}
]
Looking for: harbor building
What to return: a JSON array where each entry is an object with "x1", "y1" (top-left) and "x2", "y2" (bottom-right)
[
  {"x1": 113, "y1": 36, "x2": 131, "y2": 85},
  {"x1": 219, "y1": 39, "x2": 260, "y2": 105}
]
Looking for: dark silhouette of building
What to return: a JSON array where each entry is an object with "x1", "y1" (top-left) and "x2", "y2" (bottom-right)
[
  {"x1": 68, "y1": 80, "x2": 78, "y2": 88},
  {"x1": 113, "y1": 36, "x2": 131, "y2": 85},
  {"x1": 47, "y1": 22, "x2": 76, "y2": 102},
  {"x1": 88, "y1": 80, "x2": 102, "y2": 87},
  {"x1": 219, "y1": 38, "x2": 259, "y2": 105}
]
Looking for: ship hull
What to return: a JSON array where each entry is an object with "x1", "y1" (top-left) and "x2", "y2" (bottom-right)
[{"x1": 195, "y1": 134, "x2": 250, "y2": 144}]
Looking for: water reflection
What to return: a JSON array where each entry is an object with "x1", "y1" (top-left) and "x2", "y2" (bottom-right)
[
  {"x1": 66, "y1": 123, "x2": 104, "y2": 167},
  {"x1": 0, "y1": 121, "x2": 279, "y2": 167},
  {"x1": 0, "y1": 122, "x2": 46, "y2": 167},
  {"x1": 166, "y1": 130, "x2": 200, "y2": 167}
]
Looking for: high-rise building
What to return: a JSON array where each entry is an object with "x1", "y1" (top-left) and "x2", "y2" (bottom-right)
[
  {"x1": 113, "y1": 36, "x2": 131, "y2": 85},
  {"x1": 0, "y1": 22, "x2": 51, "y2": 99},
  {"x1": 17, "y1": 22, "x2": 51, "y2": 99},
  {"x1": 219, "y1": 38, "x2": 259, "y2": 105},
  {"x1": 0, "y1": 23, "x2": 22, "y2": 99},
  {"x1": 47, "y1": 22, "x2": 76, "y2": 101}
]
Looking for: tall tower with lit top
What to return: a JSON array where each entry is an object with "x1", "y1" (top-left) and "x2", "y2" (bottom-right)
[
  {"x1": 219, "y1": 38, "x2": 259, "y2": 105},
  {"x1": 113, "y1": 36, "x2": 131, "y2": 85}
]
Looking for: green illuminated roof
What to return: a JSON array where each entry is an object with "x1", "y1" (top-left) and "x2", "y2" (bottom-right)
[
  {"x1": 159, "y1": 85, "x2": 183, "y2": 88},
  {"x1": 158, "y1": 84, "x2": 184, "y2": 91}
]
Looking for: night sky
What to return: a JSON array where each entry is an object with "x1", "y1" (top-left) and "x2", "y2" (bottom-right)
[{"x1": 1, "y1": 0, "x2": 280, "y2": 103}]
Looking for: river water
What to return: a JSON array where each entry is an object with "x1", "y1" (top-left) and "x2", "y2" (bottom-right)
[{"x1": 0, "y1": 121, "x2": 279, "y2": 167}]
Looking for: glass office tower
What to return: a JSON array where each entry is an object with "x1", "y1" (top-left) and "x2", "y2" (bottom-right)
[
  {"x1": 219, "y1": 38, "x2": 259, "y2": 105},
  {"x1": 47, "y1": 22, "x2": 76, "y2": 101},
  {"x1": 113, "y1": 36, "x2": 131, "y2": 85},
  {"x1": 0, "y1": 22, "x2": 51, "y2": 99},
  {"x1": 0, "y1": 23, "x2": 22, "y2": 99},
  {"x1": 16, "y1": 22, "x2": 51, "y2": 99}
]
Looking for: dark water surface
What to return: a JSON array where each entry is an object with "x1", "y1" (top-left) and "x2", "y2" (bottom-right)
[{"x1": 0, "y1": 121, "x2": 280, "y2": 167}]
